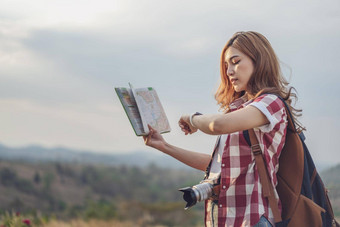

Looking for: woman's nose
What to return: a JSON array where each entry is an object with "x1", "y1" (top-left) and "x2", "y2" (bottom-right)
[{"x1": 227, "y1": 67, "x2": 235, "y2": 76}]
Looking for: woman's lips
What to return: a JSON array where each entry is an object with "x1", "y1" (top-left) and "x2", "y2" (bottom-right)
[{"x1": 230, "y1": 78, "x2": 238, "y2": 84}]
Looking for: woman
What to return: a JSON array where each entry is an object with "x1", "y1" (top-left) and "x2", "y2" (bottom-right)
[{"x1": 144, "y1": 31, "x2": 302, "y2": 227}]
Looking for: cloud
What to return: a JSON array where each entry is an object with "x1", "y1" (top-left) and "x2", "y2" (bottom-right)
[{"x1": 0, "y1": 97, "x2": 138, "y2": 151}]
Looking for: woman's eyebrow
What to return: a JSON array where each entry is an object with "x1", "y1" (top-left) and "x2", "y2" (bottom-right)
[{"x1": 225, "y1": 55, "x2": 239, "y2": 62}]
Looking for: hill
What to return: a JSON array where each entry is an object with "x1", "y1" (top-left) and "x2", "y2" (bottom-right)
[
  {"x1": 0, "y1": 159, "x2": 205, "y2": 226},
  {"x1": 320, "y1": 163, "x2": 340, "y2": 217},
  {"x1": 0, "y1": 143, "x2": 190, "y2": 169},
  {"x1": 0, "y1": 143, "x2": 339, "y2": 225},
  {"x1": 0, "y1": 143, "x2": 334, "y2": 171}
]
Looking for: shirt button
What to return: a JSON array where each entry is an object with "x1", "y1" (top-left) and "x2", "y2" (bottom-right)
[
  {"x1": 223, "y1": 185, "x2": 226, "y2": 189},
  {"x1": 219, "y1": 204, "x2": 222, "y2": 208},
  {"x1": 221, "y1": 163, "x2": 225, "y2": 167}
]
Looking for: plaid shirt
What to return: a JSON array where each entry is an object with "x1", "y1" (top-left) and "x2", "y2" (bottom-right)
[{"x1": 205, "y1": 94, "x2": 288, "y2": 227}]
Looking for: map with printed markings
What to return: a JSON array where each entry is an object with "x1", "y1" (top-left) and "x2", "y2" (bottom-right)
[{"x1": 115, "y1": 85, "x2": 171, "y2": 136}]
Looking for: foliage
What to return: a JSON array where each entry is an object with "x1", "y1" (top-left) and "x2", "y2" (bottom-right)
[
  {"x1": 0, "y1": 211, "x2": 49, "y2": 227},
  {"x1": 320, "y1": 164, "x2": 340, "y2": 218},
  {"x1": 0, "y1": 168, "x2": 35, "y2": 194},
  {"x1": 0, "y1": 161, "x2": 204, "y2": 226},
  {"x1": 0, "y1": 159, "x2": 337, "y2": 226},
  {"x1": 33, "y1": 172, "x2": 41, "y2": 185}
]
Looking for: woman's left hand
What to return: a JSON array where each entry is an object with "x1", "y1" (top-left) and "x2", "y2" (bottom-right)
[{"x1": 179, "y1": 114, "x2": 198, "y2": 135}]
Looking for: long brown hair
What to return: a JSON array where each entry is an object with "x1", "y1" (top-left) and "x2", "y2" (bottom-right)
[{"x1": 215, "y1": 31, "x2": 304, "y2": 130}]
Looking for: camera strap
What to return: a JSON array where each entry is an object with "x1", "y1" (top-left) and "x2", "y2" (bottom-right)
[{"x1": 204, "y1": 135, "x2": 221, "y2": 180}]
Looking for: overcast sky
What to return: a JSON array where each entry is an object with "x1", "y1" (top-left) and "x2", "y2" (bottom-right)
[{"x1": 1, "y1": 0, "x2": 339, "y2": 166}]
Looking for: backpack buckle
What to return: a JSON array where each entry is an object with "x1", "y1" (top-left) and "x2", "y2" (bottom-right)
[{"x1": 251, "y1": 144, "x2": 262, "y2": 155}]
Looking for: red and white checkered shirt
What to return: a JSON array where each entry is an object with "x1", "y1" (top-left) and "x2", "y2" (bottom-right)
[{"x1": 205, "y1": 94, "x2": 288, "y2": 227}]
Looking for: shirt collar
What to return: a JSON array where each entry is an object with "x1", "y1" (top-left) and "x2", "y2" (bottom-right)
[{"x1": 228, "y1": 94, "x2": 248, "y2": 111}]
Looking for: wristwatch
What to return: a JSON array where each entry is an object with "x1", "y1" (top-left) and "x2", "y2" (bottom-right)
[{"x1": 189, "y1": 112, "x2": 202, "y2": 128}]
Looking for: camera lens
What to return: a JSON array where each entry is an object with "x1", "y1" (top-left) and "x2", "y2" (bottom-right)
[
  {"x1": 178, "y1": 187, "x2": 197, "y2": 210},
  {"x1": 193, "y1": 182, "x2": 214, "y2": 201},
  {"x1": 178, "y1": 182, "x2": 214, "y2": 210}
]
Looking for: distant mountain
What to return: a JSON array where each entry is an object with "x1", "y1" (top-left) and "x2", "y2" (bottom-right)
[
  {"x1": 0, "y1": 143, "x2": 191, "y2": 169},
  {"x1": 320, "y1": 164, "x2": 340, "y2": 218},
  {"x1": 0, "y1": 143, "x2": 338, "y2": 172},
  {"x1": 320, "y1": 163, "x2": 340, "y2": 185}
]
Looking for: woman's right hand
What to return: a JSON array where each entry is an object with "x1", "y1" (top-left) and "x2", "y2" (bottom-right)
[
  {"x1": 179, "y1": 114, "x2": 198, "y2": 135},
  {"x1": 143, "y1": 125, "x2": 166, "y2": 151}
]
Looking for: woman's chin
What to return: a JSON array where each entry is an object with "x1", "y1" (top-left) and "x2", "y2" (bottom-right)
[{"x1": 233, "y1": 87, "x2": 245, "y2": 93}]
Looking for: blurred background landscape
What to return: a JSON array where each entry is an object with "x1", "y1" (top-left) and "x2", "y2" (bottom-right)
[
  {"x1": 1, "y1": 0, "x2": 339, "y2": 226},
  {"x1": 0, "y1": 143, "x2": 339, "y2": 226},
  {"x1": 0, "y1": 143, "x2": 205, "y2": 226}
]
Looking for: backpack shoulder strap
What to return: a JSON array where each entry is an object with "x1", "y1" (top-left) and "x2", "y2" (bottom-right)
[
  {"x1": 249, "y1": 95, "x2": 302, "y2": 223},
  {"x1": 248, "y1": 129, "x2": 282, "y2": 223},
  {"x1": 247, "y1": 95, "x2": 290, "y2": 222}
]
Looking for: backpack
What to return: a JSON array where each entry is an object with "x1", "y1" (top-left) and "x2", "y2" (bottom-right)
[{"x1": 247, "y1": 96, "x2": 339, "y2": 227}]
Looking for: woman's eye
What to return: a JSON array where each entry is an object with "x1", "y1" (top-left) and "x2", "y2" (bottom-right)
[{"x1": 232, "y1": 60, "x2": 240, "y2": 65}]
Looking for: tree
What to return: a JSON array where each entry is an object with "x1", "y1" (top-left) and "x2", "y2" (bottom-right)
[
  {"x1": 33, "y1": 171, "x2": 41, "y2": 184},
  {"x1": 0, "y1": 167, "x2": 17, "y2": 186}
]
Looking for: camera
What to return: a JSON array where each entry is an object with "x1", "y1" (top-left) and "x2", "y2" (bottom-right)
[{"x1": 178, "y1": 177, "x2": 220, "y2": 210}]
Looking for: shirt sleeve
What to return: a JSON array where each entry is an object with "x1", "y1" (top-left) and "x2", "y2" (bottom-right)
[{"x1": 249, "y1": 94, "x2": 286, "y2": 133}]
